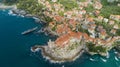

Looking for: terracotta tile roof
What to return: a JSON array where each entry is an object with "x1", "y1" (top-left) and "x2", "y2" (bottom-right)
[
  {"x1": 68, "y1": 19, "x2": 77, "y2": 27},
  {"x1": 93, "y1": 1, "x2": 102, "y2": 10},
  {"x1": 110, "y1": 15, "x2": 120, "y2": 20},
  {"x1": 88, "y1": 37, "x2": 95, "y2": 42},
  {"x1": 100, "y1": 29, "x2": 106, "y2": 35},
  {"x1": 55, "y1": 31, "x2": 83, "y2": 47},
  {"x1": 113, "y1": 24, "x2": 119, "y2": 29},
  {"x1": 101, "y1": 39, "x2": 106, "y2": 44},
  {"x1": 87, "y1": 17, "x2": 94, "y2": 22},
  {"x1": 77, "y1": 14, "x2": 83, "y2": 18},
  {"x1": 54, "y1": 16, "x2": 63, "y2": 22},
  {"x1": 82, "y1": 33, "x2": 89, "y2": 40},
  {"x1": 83, "y1": 2, "x2": 88, "y2": 7},
  {"x1": 110, "y1": 29, "x2": 116, "y2": 34},
  {"x1": 98, "y1": 16, "x2": 103, "y2": 21},
  {"x1": 90, "y1": 24, "x2": 96, "y2": 27},
  {"x1": 49, "y1": 21, "x2": 55, "y2": 28},
  {"x1": 88, "y1": 27, "x2": 94, "y2": 31},
  {"x1": 94, "y1": 10, "x2": 100, "y2": 16},
  {"x1": 82, "y1": 10, "x2": 86, "y2": 14},
  {"x1": 56, "y1": 24, "x2": 71, "y2": 35},
  {"x1": 79, "y1": 6, "x2": 83, "y2": 10},
  {"x1": 109, "y1": 20, "x2": 115, "y2": 25},
  {"x1": 56, "y1": 27, "x2": 63, "y2": 34},
  {"x1": 49, "y1": 21, "x2": 55, "y2": 26},
  {"x1": 55, "y1": 33, "x2": 70, "y2": 47},
  {"x1": 98, "y1": 25, "x2": 103, "y2": 29},
  {"x1": 56, "y1": 24, "x2": 64, "y2": 34}
]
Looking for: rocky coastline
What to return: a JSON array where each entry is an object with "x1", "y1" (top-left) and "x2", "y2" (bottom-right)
[
  {"x1": 2, "y1": 0, "x2": 120, "y2": 63},
  {"x1": 0, "y1": 2, "x2": 57, "y2": 37},
  {"x1": 11, "y1": 9, "x2": 41, "y2": 22},
  {"x1": 0, "y1": 3, "x2": 16, "y2": 9},
  {"x1": 31, "y1": 37, "x2": 85, "y2": 63},
  {"x1": 34, "y1": 46, "x2": 84, "y2": 63},
  {"x1": 9, "y1": 8, "x2": 55, "y2": 36}
]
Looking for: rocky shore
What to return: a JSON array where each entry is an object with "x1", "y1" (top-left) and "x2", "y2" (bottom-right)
[
  {"x1": 11, "y1": 9, "x2": 41, "y2": 21},
  {"x1": 0, "y1": 1, "x2": 58, "y2": 37},
  {"x1": 10, "y1": 8, "x2": 54, "y2": 36},
  {"x1": 0, "y1": 3, "x2": 16, "y2": 9},
  {"x1": 31, "y1": 38, "x2": 85, "y2": 63},
  {"x1": 3, "y1": 0, "x2": 120, "y2": 63}
]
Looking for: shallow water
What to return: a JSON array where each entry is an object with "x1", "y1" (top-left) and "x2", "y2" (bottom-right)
[{"x1": 0, "y1": 10, "x2": 120, "y2": 67}]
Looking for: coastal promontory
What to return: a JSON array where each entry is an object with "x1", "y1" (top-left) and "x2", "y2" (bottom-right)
[{"x1": 2, "y1": 0, "x2": 120, "y2": 63}]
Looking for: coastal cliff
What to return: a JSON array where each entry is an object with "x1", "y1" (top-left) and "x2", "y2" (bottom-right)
[
  {"x1": 32, "y1": 32, "x2": 87, "y2": 62},
  {"x1": 3, "y1": 0, "x2": 120, "y2": 63}
]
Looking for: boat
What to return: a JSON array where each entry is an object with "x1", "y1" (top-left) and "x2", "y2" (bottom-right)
[{"x1": 21, "y1": 27, "x2": 38, "y2": 35}]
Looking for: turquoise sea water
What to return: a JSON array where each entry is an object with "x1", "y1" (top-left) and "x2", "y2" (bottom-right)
[{"x1": 0, "y1": 10, "x2": 120, "y2": 67}]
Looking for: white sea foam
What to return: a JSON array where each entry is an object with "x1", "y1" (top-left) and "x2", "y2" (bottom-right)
[
  {"x1": 89, "y1": 58, "x2": 96, "y2": 61},
  {"x1": 114, "y1": 51, "x2": 118, "y2": 54},
  {"x1": 8, "y1": 10, "x2": 25, "y2": 17},
  {"x1": 62, "y1": 65, "x2": 65, "y2": 67},
  {"x1": 100, "y1": 58, "x2": 107, "y2": 62},
  {"x1": 33, "y1": 17, "x2": 38, "y2": 20},
  {"x1": 31, "y1": 48, "x2": 40, "y2": 52},
  {"x1": 19, "y1": 15, "x2": 25, "y2": 17},
  {"x1": 8, "y1": 10, "x2": 16, "y2": 16},
  {"x1": 106, "y1": 52, "x2": 110, "y2": 58},
  {"x1": 115, "y1": 56, "x2": 119, "y2": 61},
  {"x1": 31, "y1": 48, "x2": 35, "y2": 52},
  {"x1": 8, "y1": 10, "x2": 12, "y2": 15}
]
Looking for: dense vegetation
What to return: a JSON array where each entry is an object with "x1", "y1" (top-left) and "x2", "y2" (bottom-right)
[
  {"x1": 101, "y1": 6, "x2": 120, "y2": 18},
  {"x1": 17, "y1": 0, "x2": 52, "y2": 22},
  {"x1": 86, "y1": 42, "x2": 107, "y2": 53},
  {"x1": 47, "y1": 0, "x2": 79, "y2": 11},
  {"x1": 58, "y1": 0, "x2": 78, "y2": 11},
  {"x1": 2, "y1": 0, "x2": 18, "y2": 5},
  {"x1": 84, "y1": 4, "x2": 94, "y2": 12},
  {"x1": 95, "y1": 21, "x2": 114, "y2": 36},
  {"x1": 116, "y1": 29, "x2": 120, "y2": 36},
  {"x1": 100, "y1": 0, "x2": 120, "y2": 18}
]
